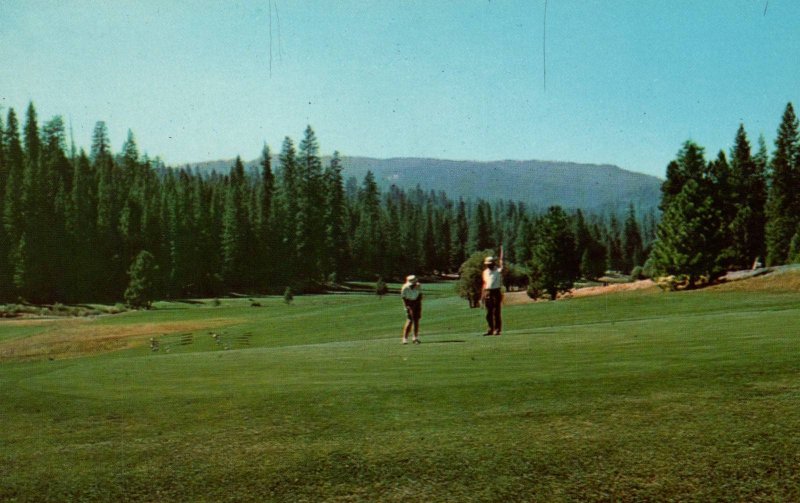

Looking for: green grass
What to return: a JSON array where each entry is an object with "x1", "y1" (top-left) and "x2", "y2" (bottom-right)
[{"x1": 1, "y1": 280, "x2": 799, "y2": 501}]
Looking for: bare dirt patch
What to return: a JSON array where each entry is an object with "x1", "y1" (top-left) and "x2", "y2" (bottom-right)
[
  {"x1": 569, "y1": 279, "x2": 657, "y2": 298},
  {"x1": 710, "y1": 266, "x2": 800, "y2": 293},
  {"x1": 503, "y1": 280, "x2": 657, "y2": 305},
  {"x1": 0, "y1": 318, "x2": 236, "y2": 362}
]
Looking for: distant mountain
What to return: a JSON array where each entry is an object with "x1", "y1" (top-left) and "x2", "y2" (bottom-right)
[{"x1": 184, "y1": 156, "x2": 663, "y2": 212}]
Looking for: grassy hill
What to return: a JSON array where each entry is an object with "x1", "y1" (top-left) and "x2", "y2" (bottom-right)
[
  {"x1": 188, "y1": 156, "x2": 663, "y2": 212},
  {"x1": 1, "y1": 276, "x2": 799, "y2": 501}
]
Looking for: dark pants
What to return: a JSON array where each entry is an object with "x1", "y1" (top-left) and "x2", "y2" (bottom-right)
[{"x1": 484, "y1": 288, "x2": 502, "y2": 334}]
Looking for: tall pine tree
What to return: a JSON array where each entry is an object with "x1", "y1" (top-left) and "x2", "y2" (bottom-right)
[{"x1": 765, "y1": 103, "x2": 800, "y2": 265}]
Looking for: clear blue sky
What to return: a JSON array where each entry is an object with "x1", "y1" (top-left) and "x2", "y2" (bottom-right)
[{"x1": 2, "y1": 0, "x2": 798, "y2": 178}]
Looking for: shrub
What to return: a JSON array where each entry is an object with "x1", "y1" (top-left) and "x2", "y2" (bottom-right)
[
  {"x1": 375, "y1": 278, "x2": 388, "y2": 298},
  {"x1": 457, "y1": 250, "x2": 494, "y2": 308},
  {"x1": 283, "y1": 287, "x2": 294, "y2": 305}
]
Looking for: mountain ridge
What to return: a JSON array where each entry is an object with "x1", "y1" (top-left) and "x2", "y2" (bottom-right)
[{"x1": 184, "y1": 156, "x2": 663, "y2": 211}]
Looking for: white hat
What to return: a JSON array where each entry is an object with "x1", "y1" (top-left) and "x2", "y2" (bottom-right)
[
  {"x1": 484, "y1": 256, "x2": 496, "y2": 265},
  {"x1": 406, "y1": 274, "x2": 419, "y2": 284}
]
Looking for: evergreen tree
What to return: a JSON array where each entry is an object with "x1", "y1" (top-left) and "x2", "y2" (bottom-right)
[
  {"x1": 92, "y1": 121, "x2": 124, "y2": 301},
  {"x1": 322, "y1": 152, "x2": 349, "y2": 279},
  {"x1": 467, "y1": 200, "x2": 492, "y2": 253},
  {"x1": 353, "y1": 171, "x2": 382, "y2": 275},
  {"x1": 622, "y1": 204, "x2": 644, "y2": 273},
  {"x1": 0, "y1": 113, "x2": 8, "y2": 301},
  {"x1": 604, "y1": 213, "x2": 623, "y2": 272},
  {"x1": 449, "y1": 199, "x2": 469, "y2": 270},
  {"x1": 728, "y1": 125, "x2": 767, "y2": 269},
  {"x1": 295, "y1": 126, "x2": 325, "y2": 283},
  {"x1": 650, "y1": 179, "x2": 724, "y2": 287},
  {"x1": 422, "y1": 207, "x2": 436, "y2": 272},
  {"x1": 529, "y1": 206, "x2": 578, "y2": 299},
  {"x1": 221, "y1": 157, "x2": 247, "y2": 289},
  {"x1": 274, "y1": 137, "x2": 299, "y2": 280},
  {"x1": 256, "y1": 143, "x2": 275, "y2": 282},
  {"x1": 513, "y1": 214, "x2": 534, "y2": 265},
  {"x1": 124, "y1": 250, "x2": 157, "y2": 308},
  {"x1": 765, "y1": 103, "x2": 800, "y2": 265},
  {"x1": 2, "y1": 109, "x2": 24, "y2": 256},
  {"x1": 64, "y1": 151, "x2": 97, "y2": 301},
  {"x1": 40, "y1": 116, "x2": 71, "y2": 301},
  {"x1": 16, "y1": 103, "x2": 50, "y2": 302}
]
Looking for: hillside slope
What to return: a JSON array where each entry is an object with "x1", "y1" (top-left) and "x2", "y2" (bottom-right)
[{"x1": 186, "y1": 156, "x2": 663, "y2": 211}]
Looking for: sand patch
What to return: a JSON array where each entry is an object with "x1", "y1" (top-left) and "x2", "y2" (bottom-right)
[
  {"x1": 570, "y1": 279, "x2": 657, "y2": 298},
  {"x1": 503, "y1": 280, "x2": 657, "y2": 305},
  {"x1": 710, "y1": 267, "x2": 800, "y2": 293},
  {"x1": 0, "y1": 318, "x2": 236, "y2": 362}
]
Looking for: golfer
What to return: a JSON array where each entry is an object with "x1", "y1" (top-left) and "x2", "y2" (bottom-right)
[
  {"x1": 482, "y1": 248, "x2": 504, "y2": 336},
  {"x1": 401, "y1": 275, "x2": 423, "y2": 344}
]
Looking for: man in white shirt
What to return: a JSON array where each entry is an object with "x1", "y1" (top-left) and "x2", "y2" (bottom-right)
[
  {"x1": 482, "y1": 248, "x2": 503, "y2": 336},
  {"x1": 400, "y1": 275, "x2": 423, "y2": 344}
]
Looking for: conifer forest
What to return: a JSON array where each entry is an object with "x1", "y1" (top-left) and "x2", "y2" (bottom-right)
[{"x1": 0, "y1": 101, "x2": 798, "y2": 305}]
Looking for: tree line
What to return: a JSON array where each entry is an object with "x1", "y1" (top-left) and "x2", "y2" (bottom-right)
[
  {"x1": 0, "y1": 102, "x2": 658, "y2": 305},
  {"x1": 649, "y1": 102, "x2": 800, "y2": 287}
]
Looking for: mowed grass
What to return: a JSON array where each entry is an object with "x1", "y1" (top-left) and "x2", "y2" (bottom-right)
[{"x1": 1, "y1": 278, "x2": 799, "y2": 502}]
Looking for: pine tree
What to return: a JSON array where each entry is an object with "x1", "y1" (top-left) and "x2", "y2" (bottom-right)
[
  {"x1": 449, "y1": 199, "x2": 469, "y2": 270},
  {"x1": 581, "y1": 223, "x2": 607, "y2": 280},
  {"x1": 353, "y1": 171, "x2": 382, "y2": 275},
  {"x1": 728, "y1": 125, "x2": 767, "y2": 269},
  {"x1": 92, "y1": 121, "x2": 124, "y2": 301},
  {"x1": 765, "y1": 103, "x2": 800, "y2": 265},
  {"x1": 221, "y1": 157, "x2": 247, "y2": 289},
  {"x1": 124, "y1": 250, "x2": 157, "y2": 309},
  {"x1": 295, "y1": 126, "x2": 325, "y2": 283},
  {"x1": 64, "y1": 151, "x2": 97, "y2": 301},
  {"x1": 0, "y1": 112, "x2": 10, "y2": 301},
  {"x1": 274, "y1": 137, "x2": 299, "y2": 279},
  {"x1": 605, "y1": 213, "x2": 623, "y2": 272},
  {"x1": 622, "y1": 204, "x2": 644, "y2": 273},
  {"x1": 16, "y1": 103, "x2": 49, "y2": 302},
  {"x1": 467, "y1": 200, "x2": 492, "y2": 253},
  {"x1": 2, "y1": 110, "x2": 24, "y2": 256},
  {"x1": 256, "y1": 143, "x2": 275, "y2": 283},
  {"x1": 529, "y1": 206, "x2": 578, "y2": 299},
  {"x1": 650, "y1": 179, "x2": 724, "y2": 287},
  {"x1": 39, "y1": 116, "x2": 71, "y2": 301},
  {"x1": 323, "y1": 151, "x2": 349, "y2": 279},
  {"x1": 513, "y1": 214, "x2": 535, "y2": 265}
]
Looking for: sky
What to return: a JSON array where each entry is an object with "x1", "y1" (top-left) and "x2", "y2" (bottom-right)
[{"x1": 1, "y1": 0, "x2": 798, "y2": 179}]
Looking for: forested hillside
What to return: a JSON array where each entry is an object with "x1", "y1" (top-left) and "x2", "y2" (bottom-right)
[{"x1": 192, "y1": 156, "x2": 662, "y2": 212}]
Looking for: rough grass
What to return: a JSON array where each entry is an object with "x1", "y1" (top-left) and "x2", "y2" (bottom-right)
[
  {"x1": 1, "y1": 279, "x2": 799, "y2": 501},
  {"x1": 0, "y1": 317, "x2": 236, "y2": 362}
]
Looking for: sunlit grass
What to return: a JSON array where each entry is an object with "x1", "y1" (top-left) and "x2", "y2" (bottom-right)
[{"x1": 1, "y1": 277, "x2": 799, "y2": 501}]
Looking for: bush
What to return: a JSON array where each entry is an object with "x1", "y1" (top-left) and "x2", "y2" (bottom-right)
[
  {"x1": 630, "y1": 266, "x2": 645, "y2": 280},
  {"x1": 283, "y1": 287, "x2": 294, "y2": 305},
  {"x1": 457, "y1": 250, "x2": 495, "y2": 308},
  {"x1": 375, "y1": 278, "x2": 388, "y2": 298}
]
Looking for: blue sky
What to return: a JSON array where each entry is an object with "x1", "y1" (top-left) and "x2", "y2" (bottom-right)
[{"x1": 1, "y1": 0, "x2": 798, "y2": 178}]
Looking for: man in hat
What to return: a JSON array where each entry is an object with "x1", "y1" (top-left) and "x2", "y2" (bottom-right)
[
  {"x1": 401, "y1": 275, "x2": 423, "y2": 344},
  {"x1": 482, "y1": 247, "x2": 504, "y2": 336}
]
